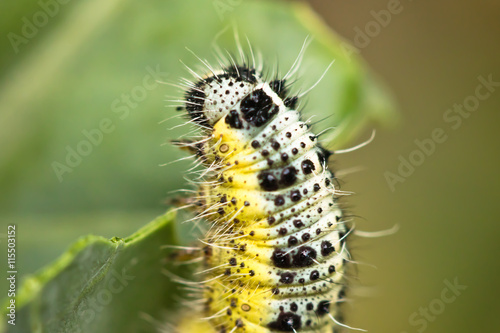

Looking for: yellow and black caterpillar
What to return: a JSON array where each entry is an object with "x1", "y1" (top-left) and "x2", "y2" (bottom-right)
[{"x1": 172, "y1": 55, "x2": 355, "y2": 333}]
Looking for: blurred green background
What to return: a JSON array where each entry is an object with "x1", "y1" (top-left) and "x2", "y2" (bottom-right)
[
  {"x1": 306, "y1": 1, "x2": 500, "y2": 332},
  {"x1": 1, "y1": 0, "x2": 499, "y2": 332}
]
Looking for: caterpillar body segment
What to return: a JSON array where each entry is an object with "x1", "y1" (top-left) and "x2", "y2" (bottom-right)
[{"x1": 173, "y1": 62, "x2": 353, "y2": 333}]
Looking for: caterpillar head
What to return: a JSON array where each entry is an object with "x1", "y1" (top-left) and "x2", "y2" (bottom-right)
[{"x1": 185, "y1": 66, "x2": 260, "y2": 127}]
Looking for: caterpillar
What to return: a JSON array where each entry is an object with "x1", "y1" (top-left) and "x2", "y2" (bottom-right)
[{"x1": 169, "y1": 41, "x2": 359, "y2": 333}]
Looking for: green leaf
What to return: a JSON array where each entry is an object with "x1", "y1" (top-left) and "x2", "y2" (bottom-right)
[{"x1": 2, "y1": 210, "x2": 184, "y2": 333}]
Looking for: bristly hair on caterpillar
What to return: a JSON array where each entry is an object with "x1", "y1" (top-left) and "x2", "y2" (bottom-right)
[{"x1": 162, "y1": 34, "x2": 369, "y2": 333}]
